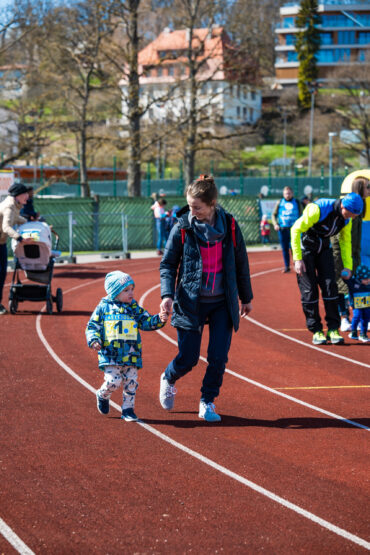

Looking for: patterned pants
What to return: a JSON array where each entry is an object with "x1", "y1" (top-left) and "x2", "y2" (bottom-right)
[{"x1": 98, "y1": 365, "x2": 138, "y2": 410}]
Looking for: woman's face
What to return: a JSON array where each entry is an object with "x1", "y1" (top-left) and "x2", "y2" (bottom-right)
[{"x1": 186, "y1": 194, "x2": 216, "y2": 223}]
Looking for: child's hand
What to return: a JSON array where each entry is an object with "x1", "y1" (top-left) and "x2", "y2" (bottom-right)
[
  {"x1": 90, "y1": 341, "x2": 102, "y2": 351},
  {"x1": 159, "y1": 310, "x2": 168, "y2": 323}
]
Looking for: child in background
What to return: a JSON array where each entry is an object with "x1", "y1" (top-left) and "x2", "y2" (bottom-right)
[
  {"x1": 86, "y1": 271, "x2": 168, "y2": 421},
  {"x1": 260, "y1": 214, "x2": 271, "y2": 244},
  {"x1": 342, "y1": 264, "x2": 370, "y2": 343}
]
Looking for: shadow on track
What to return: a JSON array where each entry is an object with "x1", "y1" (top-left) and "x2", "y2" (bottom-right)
[{"x1": 141, "y1": 413, "x2": 370, "y2": 429}]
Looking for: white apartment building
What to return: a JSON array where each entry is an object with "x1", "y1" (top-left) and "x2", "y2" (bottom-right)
[{"x1": 120, "y1": 26, "x2": 261, "y2": 126}]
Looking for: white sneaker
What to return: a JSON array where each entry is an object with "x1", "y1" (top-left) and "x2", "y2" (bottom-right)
[
  {"x1": 198, "y1": 401, "x2": 221, "y2": 422},
  {"x1": 340, "y1": 318, "x2": 351, "y2": 332},
  {"x1": 159, "y1": 372, "x2": 177, "y2": 410}
]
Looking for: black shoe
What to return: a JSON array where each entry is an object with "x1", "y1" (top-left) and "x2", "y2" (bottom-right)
[
  {"x1": 282, "y1": 267, "x2": 290, "y2": 273},
  {"x1": 96, "y1": 392, "x2": 109, "y2": 415},
  {"x1": 121, "y1": 408, "x2": 139, "y2": 421}
]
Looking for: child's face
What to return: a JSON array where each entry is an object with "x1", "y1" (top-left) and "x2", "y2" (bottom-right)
[
  {"x1": 115, "y1": 284, "x2": 134, "y2": 304},
  {"x1": 361, "y1": 277, "x2": 370, "y2": 285}
]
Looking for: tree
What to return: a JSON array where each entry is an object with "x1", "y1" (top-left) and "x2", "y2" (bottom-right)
[
  {"x1": 295, "y1": 0, "x2": 321, "y2": 109},
  {"x1": 38, "y1": 0, "x2": 117, "y2": 197},
  {"x1": 326, "y1": 60, "x2": 370, "y2": 166}
]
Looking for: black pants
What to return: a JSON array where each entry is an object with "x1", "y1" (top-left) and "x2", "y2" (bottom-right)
[{"x1": 297, "y1": 247, "x2": 340, "y2": 333}]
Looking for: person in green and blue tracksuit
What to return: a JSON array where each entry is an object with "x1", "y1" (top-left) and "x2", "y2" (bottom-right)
[
  {"x1": 271, "y1": 186, "x2": 302, "y2": 273},
  {"x1": 86, "y1": 271, "x2": 167, "y2": 421},
  {"x1": 291, "y1": 192, "x2": 364, "y2": 346}
]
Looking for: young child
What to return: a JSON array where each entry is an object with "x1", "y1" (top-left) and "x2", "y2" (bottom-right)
[
  {"x1": 260, "y1": 214, "x2": 271, "y2": 244},
  {"x1": 342, "y1": 264, "x2": 370, "y2": 343},
  {"x1": 86, "y1": 271, "x2": 168, "y2": 421}
]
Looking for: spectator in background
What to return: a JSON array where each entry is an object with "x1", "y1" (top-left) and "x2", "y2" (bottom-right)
[
  {"x1": 291, "y1": 192, "x2": 364, "y2": 345},
  {"x1": 151, "y1": 197, "x2": 167, "y2": 255},
  {"x1": 20, "y1": 186, "x2": 40, "y2": 222},
  {"x1": 0, "y1": 182, "x2": 30, "y2": 315},
  {"x1": 300, "y1": 195, "x2": 312, "y2": 209},
  {"x1": 342, "y1": 264, "x2": 370, "y2": 343},
  {"x1": 331, "y1": 173, "x2": 369, "y2": 332},
  {"x1": 260, "y1": 214, "x2": 271, "y2": 244},
  {"x1": 272, "y1": 186, "x2": 302, "y2": 273}
]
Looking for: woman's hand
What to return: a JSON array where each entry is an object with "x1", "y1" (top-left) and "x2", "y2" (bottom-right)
[
  {"x1": 240, "y1": 302, "x2": 252, "y2": 317},
  {"x1": 160, "y1": 297, "x2": 173, "y2": 316}
]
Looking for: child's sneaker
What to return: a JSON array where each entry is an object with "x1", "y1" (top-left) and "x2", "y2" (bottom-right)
[
  {"x1": 121, "y1": 408, "x2": 139, "y2": 421},
  {"x1": 96, "y1": 392, "x2": 109, "y2": 415},
  {"x1": 348, "y1": 331, "x2": 358, "y2": 340},
  {"x1": 340, "y1": 317, "x2": 351, "y2": 332},
  {"x1": 199, "y1": 401, "x2": 221, "y2": 422},
  {"x1": 312, "y1": 331, "x2": 327, "y2": 345},
  {"x1": 358, "y1": 334, "x2": 369, "y2": 343},
  {"x1": 159, "y1": 372, "x2": 177, "y2": 410},
  {"x1": 326, "y1": 329, "x2": 344, "y2": 345}
]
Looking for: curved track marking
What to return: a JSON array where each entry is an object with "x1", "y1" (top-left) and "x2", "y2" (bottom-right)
[
  {"x1": 141, "y1": 284, "x2": 369, "y2": 431},
  {"x1": 26, "y1": 272, "x2": 370, "y2": 551}
]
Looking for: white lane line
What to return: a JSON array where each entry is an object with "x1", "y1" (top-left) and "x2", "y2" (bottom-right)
[
  {"x1": 142, "y1": 284, "x2": 369, "y2": 431},
  {"x1": 0, "y1": 518, "x2": 35, "y2": 555},
  {"x1": 34, "y1": 304, "x2": 370, "y2": 550}
]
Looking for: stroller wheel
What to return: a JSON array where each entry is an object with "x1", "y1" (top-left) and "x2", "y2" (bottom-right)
[
  {"x1": 56, "y1": 288, "x2": 63, "y2": 313},
  {"x1": 9, "y1": 298, "x2": 18, "y2": 314},
  {"x1": 46, "y1": 296, "x2": 53, "y2": 315}
]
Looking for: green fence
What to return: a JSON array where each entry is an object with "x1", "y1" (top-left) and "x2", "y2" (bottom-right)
[
  {"x1": 31, "y1": 174, "x2": 346, "y2": 199},
  {"x1": 23, "y1": 196, "x2": 263, "y2": 252}
]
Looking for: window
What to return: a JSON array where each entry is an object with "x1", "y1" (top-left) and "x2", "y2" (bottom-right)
[
  {"x1": 359, "y1": 32, "x2": 370, "y2": 45},
  {"x1": 243, "y1": 106, "x2": 247, "y2": 119},
  {"x1": 251, "y1": 90, "x2": 256, "y2": 101},
  {"x1": 285, "y1": 34, "x2": 296, "y2": 46},
  {"x1": 287, "y1": 51, "x2": 298, "y2": 62},
  {"x1": 282, "y1": 17, "x2": 295, "y2": 29},
  {"x1": 236, "y1": 106, "x2": 240, "y2": 118},
  {"x1": 157, "y1": 67, "x2": 162, "y2": 77},
  {"x1": 168, "y1": 66, "x2": 174, "y2": 76},
  {"x1": 317, "y1": 48, "x2": 351, "y2": 63},
  {"x1": 337, "y1": 31, "x2": 356, "y2": 45},
  {"x1": 320, "y1": 33, "x2": 333, "y2": 45}
]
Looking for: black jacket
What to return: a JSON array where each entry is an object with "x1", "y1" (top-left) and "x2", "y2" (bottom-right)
[{"x1": 160, "y1": 205, "x2": 253, "y2": 332}]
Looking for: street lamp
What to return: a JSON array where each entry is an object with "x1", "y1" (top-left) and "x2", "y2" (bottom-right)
[
  {"x1": 328, "y1": 132, "x2": 337, "y2": 196},
  {"x1": 306, "y1": 81, "x2": 320, "y2": 177}
]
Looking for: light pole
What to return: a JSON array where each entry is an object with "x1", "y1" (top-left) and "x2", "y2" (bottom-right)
[
  {"x1": 306, "y1": 81, "x2": 319, "y2": 177},
  {"x1": 328, "y1": 132, "x2": 337, "y2": 196},
  {"x1": 282, "y1": 111, "x2": 287, "y2": 175}
]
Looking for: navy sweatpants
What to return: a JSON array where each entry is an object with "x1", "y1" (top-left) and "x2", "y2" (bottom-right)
[{"x1": 164, "y1": 300, "x2": 233, "y2": 403}]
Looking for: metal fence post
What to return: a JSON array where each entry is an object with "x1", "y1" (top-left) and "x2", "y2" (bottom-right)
[
  {"x1": 68, "y1": 211, "x2": 74, "y2": 260},
  {"x1": 121, "y1": 213, "x2": 129, "y2": 256},
  {"x1": 113, "y1": 156, "x2": 117, "y2": 197}
]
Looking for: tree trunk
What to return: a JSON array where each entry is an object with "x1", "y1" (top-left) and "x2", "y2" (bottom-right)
[{"x1": 127, "y1": 0, "x2": 141, "y2": 197}]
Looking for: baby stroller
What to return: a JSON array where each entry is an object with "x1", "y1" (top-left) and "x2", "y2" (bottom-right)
[{"x1": 9, "y1": 221, "x2": 63, "y2": 314}]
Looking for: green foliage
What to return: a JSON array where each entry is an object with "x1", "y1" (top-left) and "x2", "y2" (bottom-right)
[{"x1": 295, "y1": 0, "x2": 322, "y2": 109}]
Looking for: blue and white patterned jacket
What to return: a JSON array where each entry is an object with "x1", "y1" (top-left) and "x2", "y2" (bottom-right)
[{"x1": 86, "y1": 297, "x2": 164, "y2": 370}]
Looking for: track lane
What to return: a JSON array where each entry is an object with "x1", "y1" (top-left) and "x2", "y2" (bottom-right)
[{"x1": 1, "y1": 253, "x2": 369, "y2": 553}]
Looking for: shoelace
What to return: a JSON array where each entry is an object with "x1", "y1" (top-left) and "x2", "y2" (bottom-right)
[
  {"x1": 204, "y1": 402, "x2": 216, "y2": 412},
  {"x1": 165, "y1": 385, "x2": 177, "y2": 398}
]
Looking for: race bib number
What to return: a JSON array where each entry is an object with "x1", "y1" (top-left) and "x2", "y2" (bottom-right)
[
  {"x1": 353, "y1": 293, "x2": 370, "y2": 309},
  {"x1": 104, "y1": 315, "x2": 138, "y2": 341}
]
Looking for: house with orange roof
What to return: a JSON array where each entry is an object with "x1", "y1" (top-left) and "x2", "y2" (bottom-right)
[{"x1": 120, "y1": 26, "x2": 261, "y2": 126}]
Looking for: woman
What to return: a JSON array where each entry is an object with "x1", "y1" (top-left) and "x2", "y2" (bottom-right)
[
  {"x1": 0, "y1": 182, "x2": 29, "y2": 315},
  {"x1": 158, "y1": 175, "x2": 253, "y2": 422}
]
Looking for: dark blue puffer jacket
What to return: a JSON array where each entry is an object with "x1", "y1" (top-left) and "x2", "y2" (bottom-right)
[{"x1": 160, "y1": 205, "x2": 253, "y2": 332}]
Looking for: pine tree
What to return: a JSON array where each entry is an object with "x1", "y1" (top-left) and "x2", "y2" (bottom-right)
[{"x1": 295, "y1": 0, "x2": 322, "y2": 109}]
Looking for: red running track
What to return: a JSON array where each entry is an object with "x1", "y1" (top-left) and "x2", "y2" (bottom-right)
[{"x1": 1, "y1": 251, "x2": 369, "y2": 554}]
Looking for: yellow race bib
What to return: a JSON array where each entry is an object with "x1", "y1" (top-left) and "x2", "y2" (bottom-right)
[
  {"x1": 104, "y1": 315, "x2": 138, "y2": 341},
  {"x1": 353, "y1": 293, "x2": 370, "y2": 309}
]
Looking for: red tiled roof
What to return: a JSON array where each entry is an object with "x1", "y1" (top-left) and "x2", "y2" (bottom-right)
[{"x1": 138, "y1": 26, "x2": 227, "y2": 66}]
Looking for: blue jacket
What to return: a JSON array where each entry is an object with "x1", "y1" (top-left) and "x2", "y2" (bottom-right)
[
  {"x1": 86, "y1": 297, "x2": 164, "y2": 369},
  {"x1": 345, "y1": 276, "x2": 370, "y2": 310},
  {"x1": 160, "y1": 205, "x2": 253, "y2": 332}
]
